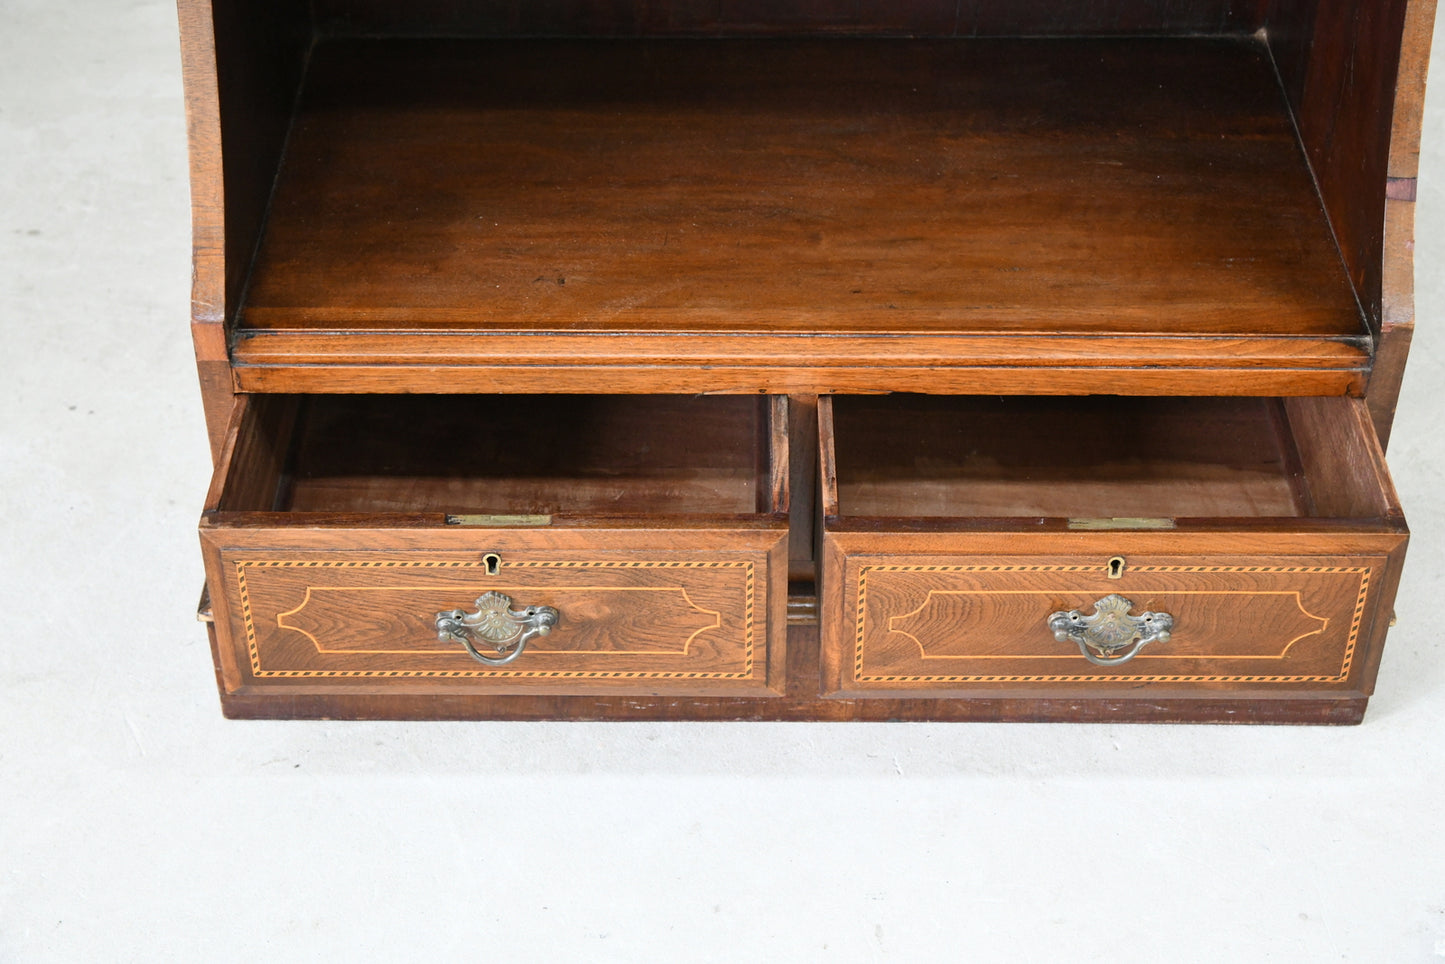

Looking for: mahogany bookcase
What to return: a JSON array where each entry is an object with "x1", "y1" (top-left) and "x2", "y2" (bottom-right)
[{"x1": 181, "y1": 0, "x2": 1434, "y2": 722}]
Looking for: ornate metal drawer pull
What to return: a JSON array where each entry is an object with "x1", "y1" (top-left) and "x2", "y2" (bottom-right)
[
  {"x1": 1048, "y1": 594, "x2": 1173, "y2": 667},
  {"x1": 435, "y1": 591, "x2": 560, "y2": 666}
]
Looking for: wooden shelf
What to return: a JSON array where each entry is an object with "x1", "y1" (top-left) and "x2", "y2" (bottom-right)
[{"x1": 233, "y1": 35, "x2": 1369, "y2": 395}]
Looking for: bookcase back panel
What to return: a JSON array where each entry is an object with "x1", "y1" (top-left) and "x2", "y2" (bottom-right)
[{"x1": 311, "y1": 0, "x2": 1265, "y2": 37}]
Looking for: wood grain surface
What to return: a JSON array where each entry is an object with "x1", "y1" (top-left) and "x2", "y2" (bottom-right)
[
  {"x1": 230, "y1": 331, "x2": 1370, "y2": 397},
  {"x1": 834, "y1": 557, "x2": 1385, "y2": 695},
  {"x1": 1267, "y1": 0, "x2": 1411, "y2": 338},
  {"x1": 176, "y1": 0, "x2": 309, "y2": 451},
  {"x1": 231, "y1": 36, "x2": 1368, "y2": 393},
  {"x1": 827, "y1": 395, "x2": 1314, "y2": 521},
  {"x1": 822, "y1": 394, "x2": 1402, "y2": 524},
  {"x1": 1369, "y1": 0, "x2": 1437, "y2": 447},
  {"x1": 214, "y1": 394, "x2": 782, "y2": 517},
  {"x1": 819, "y1": 531, "x2": 1407, "y2": 700},
  {"x1": 220, "y1": 554, "x2": 779, "y2": 694}
]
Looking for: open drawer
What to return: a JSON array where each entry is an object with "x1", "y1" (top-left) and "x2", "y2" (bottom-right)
[
  {"x1": 819, "y1": 395, "x2": 1408, "y2": 712},
  {"x1": 200, "y1": 394, "x2": 789, "y2": 701}
]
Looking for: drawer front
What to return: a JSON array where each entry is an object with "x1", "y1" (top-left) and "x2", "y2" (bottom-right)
[
  {"x1": 203, "y1": 529, "x2": 787, "y2": 697},
  {"x1": 822, "y1": 534, "x2": 1405, "y2": 698}
]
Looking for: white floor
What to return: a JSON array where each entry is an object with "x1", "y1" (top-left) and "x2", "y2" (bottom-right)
[{"x1": 4, "y1": 3, "x2": 1445, "y2": 960}]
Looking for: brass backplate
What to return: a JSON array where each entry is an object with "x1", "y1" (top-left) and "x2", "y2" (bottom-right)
[
  {"x1": 1067, "y1": 517, "x2": 1176, "y2": 530},
  {"x1": 445, "y1": 514, "x2": 552, "y2": 527}
]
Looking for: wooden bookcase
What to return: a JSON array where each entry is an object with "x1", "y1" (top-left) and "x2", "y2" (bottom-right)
[{"x1": 182, "y1": 0, "x2": 1433, "y2": 722}]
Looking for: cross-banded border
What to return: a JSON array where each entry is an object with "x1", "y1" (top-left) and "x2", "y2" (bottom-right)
[
  {"x1": 234, "y1": 559, "x2": 755, "y2": 680},
  {"x1": 853, "y1": 563, "x2": 1372, "y2": 685}
]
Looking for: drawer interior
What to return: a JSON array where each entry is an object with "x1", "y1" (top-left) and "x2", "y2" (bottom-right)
[
  {"x1": 825, "y1": 395, "x2": 1397, "y2": 523},
  {"x1": 216, "y1": 394, "x2": 784, "y2": 518}
]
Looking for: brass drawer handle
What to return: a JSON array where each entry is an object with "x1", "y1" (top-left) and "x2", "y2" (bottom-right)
[
  {"x1": 435, "y1": 591, "x2": 560, "y2": 666},
  {"x1": 1048, "y1": 594, "x2": 1173, "y2": 667}
]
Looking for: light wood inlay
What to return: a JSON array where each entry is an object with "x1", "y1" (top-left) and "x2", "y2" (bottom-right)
[
  {"x1": 235, "y1": 559, "x2": 756, "y2": 680},
  {"x1": 851, "y1": 563, "x2": 1373, "y2": 686}
]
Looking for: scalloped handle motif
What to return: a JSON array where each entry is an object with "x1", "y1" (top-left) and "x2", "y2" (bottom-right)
[
  {"x1": 1048, "y1": 594, "x2": 1173, "y2": 667},
  {"x1": 435, "y1": 591, "x2": 560, "y2": 666}
]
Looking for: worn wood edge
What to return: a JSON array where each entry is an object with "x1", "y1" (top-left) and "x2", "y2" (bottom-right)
[
  {"x1": 1376, "y1": 38, "x2": 1425, "y2": 440},
  {"x1": 1373, "y1": 0, "x2": 1432, "y2": 399},
  {"x1": 1369, "y1": 321, "x2": 1414, "y2": 450},
  {"x1": 178, "y1": 0, "x2": 235, "y2": 463},
  {"x1": 1383, "y1": 196, "x2": 1418, "y2": 331},
  {"x1": 1389, "y1": 0, "x2": 1439, "y2": 178},
  {"x1": 232, "y1": 364, "x2": 1368, "y2": 399},
  {"x1": 177, "y1": 0, "x2": 224, "y2": 326}
]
